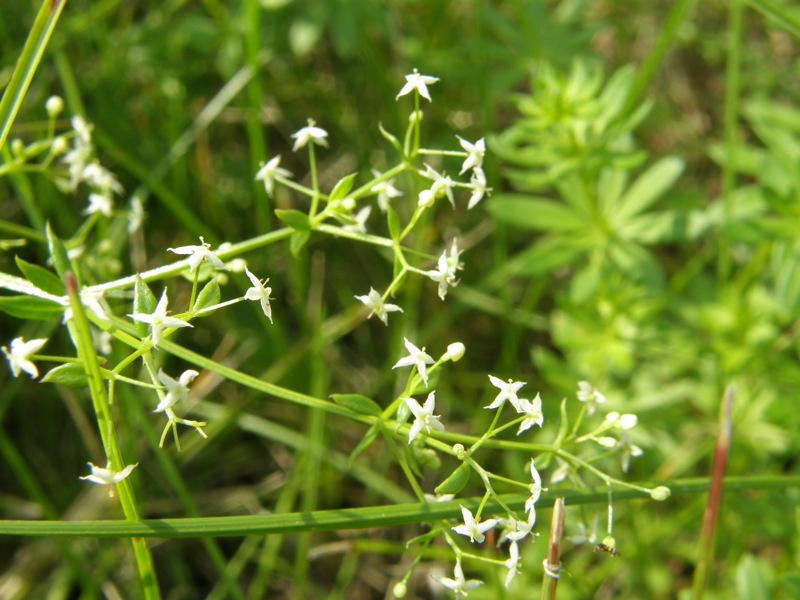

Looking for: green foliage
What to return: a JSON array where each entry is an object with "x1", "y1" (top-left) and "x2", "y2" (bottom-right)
[{"x1": 1, "y1": 1, "x2": 799, "y2": 599}]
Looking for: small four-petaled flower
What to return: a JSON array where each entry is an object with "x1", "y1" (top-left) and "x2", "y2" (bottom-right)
[
  {"x1": 291, "y1": 119, "x2": 328, "y2": 152},
  {"x1": 392, "y1": 338, "x2": 435, "y2": 385},
  {"x1": 355, "y1": 287, "x2": 403, "y2": 325},
  {"x1": 434, "y1": 558, "x2": 483, "y2": 598},
  {"x1": 255, "y1": 155, "x2": 292, "y2": 197},
  {"x1": 80, "y1": 462, "x2": 138, "y2": 485},
  {"x1": 452, "y1": 505, "x2": 499, "y2": 544},
  {"x1": 167, "y1": 236, "x2": 226, "y2": 274},
  {"x1": 486, "y1": 374, "x2": 527, "y2": 412},
  {"x1": 155, "y1": 369, "x2": 199, "y2": 413},
  {"x1": 396, "y1": 68, "x2": 440, "y2": 102},
  {"x1": 129, "y1": 289, "x2": 193, "y2": 348},
  {"x1": 244, "y1": 268, "x2": 274, "y2": 323},
  {"x1": 2, "y1": 337, "x2": 48, "y2": 379},
  {"x1": 402, "y1": 392, "x2": 444, "y2": 443}
]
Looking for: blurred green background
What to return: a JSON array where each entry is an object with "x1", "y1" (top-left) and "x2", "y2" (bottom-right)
[{"x1": 1, "y1": 0, "x2": 800, "y2": 598}]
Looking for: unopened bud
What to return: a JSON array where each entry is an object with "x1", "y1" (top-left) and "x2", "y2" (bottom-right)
[
  {"x1": 445, "y1": 342, "x2": 465, "y2": 362},
  {"x1": 46, "y1": 95, "x2": 64, "y2": 118},
  {"x1": 393, "y1": 582, "x2": 407, "y2": 598},
  {"x1": 649, "y1": 486, "x2": 671, "y2": 501}
]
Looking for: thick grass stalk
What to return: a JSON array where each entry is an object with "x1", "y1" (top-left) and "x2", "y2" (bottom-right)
[
  {"x1": 691, "y1": 386, "x2": 735, "y2": 599},
  {"x1": 64, "y1": 272, "x2": 161, "y2": 600},
  {"x1": 541, "y1": 497, "x2": 566, "y2": 600},
  {"x1": 0, "y1": 0, "x2": 68, "y2": 152}
]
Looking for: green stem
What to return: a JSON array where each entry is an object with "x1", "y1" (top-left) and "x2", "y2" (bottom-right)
[{"x1": 64, "y1": 272, "x2": 161, "y2": 600}]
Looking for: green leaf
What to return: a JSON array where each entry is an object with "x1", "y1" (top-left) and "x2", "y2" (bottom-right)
[
  {"x1": 386, "y1": 205, "x2": 400, "y2": 240},
  {"x1": 290, "y1": 230, "x2": 310, "y2": 256},
  {"x1": 193, "y1": 279, "x2": 221, "y2": 315},
  {"x1": 613, "y1": 156, "x2": 684, "y2": 223},
  {"x1": 488, "y1": 194, "x2": 587, "y2": 231},
  {"x1": 0, "y1": 0, "x2": 68, "y2": 151},
  {"x1": 331, "y1": 393, "x2": 382, "y2": 417},
  {"x1": 434, "y1": 462, "x2": 470, "y2": 496},
  {"x1": 133, "y1": 276, "x2": 157, "y2": 339},
  {"x1": 735, "y1": 554, "x2": 772, "y2": 600},
  {"x1": 348, "y1": 424, "x2": 379, "y2": 466},
  {"x1": 378, "y1": 122, "x2": 403, "y2": 156},
  {"x1": 275, "y1": 209, "x2": 310, "y2": 231},
  {"x1": 42, "y1": 363, "x2": 88, "y2": 387},
  {"x1": 15, "y1": 256, "x2": 64, "y2": 295},
  {"x1": 0, "y1": 295, "x2": 64, "y2": 320},
  {"x1": 510, "y1": 235, "x2": 593, "y2": 276},
  {"x1": 45, "y1": 222, "x2": 72, "y2": 280},
  {"x1": 329, "y1": 173, "x2": 357, "y2": 201}
]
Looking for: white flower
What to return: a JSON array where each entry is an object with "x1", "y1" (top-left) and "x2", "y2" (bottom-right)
[
  {"x1": 619, "y1": 432, "x2": 644, "y2": 473},
  {"x1": 343, "y1": 205, "x2": 372, "y2": 233},
  {"x1": 433, "y1": 558, "x2": 482, "y2": 597},
  {"x1": 244, "y1": 268, "x2": 274, "y2": 323},
  {"x1": 550, "y1": 456, "x2": 578, "y2": 485},
  {"x1": 155, "y1": 369, "x2": 199, "y2": 413},
  {"x1": 128, "y1": 195, "x2": 145, "y2": 234},
  {"x1": 427, "y1": 238, "x2": 462, "y2": 300},
  {"x1": 2, "y1": 337, "x2": 48, "y2": 378},
  {"x1": 577, "y1": 381, "x2": 607, "y2": 416},
  {"x1": 82, "y1": 192, "x2": 113, "y2": 217},
  {"x1": 79, "y1": 462, "x2": 138, "y2": 485},
  {"x1": 81, "y1": 162, "x2": 122, "y2": 195},
  {"x1": 456, "y1": 136, "x2": 485, "y2": 174},
  {"x1": 526, "y1": 459, "x2": 543, "y2": 515},
  {"x1": 167, "y1": 236, "x2": 227, "y2": 273},
  {"x1": 467, "y1": 168, "x2": 491, "y2": 210},
  {"x1": 498, "y1": 510, "x2": 536, "y2": 545},
  {"x1": 421, "y1": 164, "x2": 456, "y2": 208},
  {"x1": 605, "y1": 411, "x2": 638, "y2": 430},
  {"x1": 255, "y1": 155, "x2": 292, "y2": 197},
  {"x1": 62, "y1": 289, "x2": 110, "y2": 324},
  {"x1": 568, "y1": 515, "x2": 599, "y2": 545},
  {"x1": 517, "y1": 393, "x2": 544, "y2": 434},
  {"x1": 129, "y1": 289, "x2": 193, "y2": 348},
  {"x1": 291, "y1": 119, "x2": 328, "y2": 151},
  {"x1": 354, "y1": 287, "x2": 403, "y2": 326},
  {"x1": 451, "y1": 505, "x2": 499, "y2": 544},
  {"x1": 396, "y1": 68, "x2": 440, "y2": 102},
  {"x1": 392, "y1": 337, "x2": 435, "y2": 385},
  {"x1": 402, "y1": 392, "x2": 444, "y2": 443},
  {"x1": 370, "y1": 170, "x2": 403, "y2": 212},
  {"x1": 486, "y1": 374, "x2": 526, "y2": 411},
  {"x1": 504, "y1": 540, "x2": 520, "y2": 589}
]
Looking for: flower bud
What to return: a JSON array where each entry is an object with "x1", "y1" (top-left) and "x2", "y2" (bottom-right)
[
  {"x1": 392, "y1": 582, "x2": 407, "y2": 598},
  {"x1": 418, "y1": 189, "x2": 435, "y2": 208},
  {"x1": 444, "y1": 342, "x2": 465, "y2": 362},
  {"x1": 649, "y1": 486, "x2": 671, "y2": 501},
  {"x1": 452, "y1": 443, "x2": 466, "y2": 459},
  {"x1": 11, "y1": 139, "x2": 24, "y2": 156},
  {"x1": 45, "y1": 95, "x2": 64, "y2": 117}
]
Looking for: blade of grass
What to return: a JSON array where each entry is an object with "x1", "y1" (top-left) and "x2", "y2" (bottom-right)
[
  {"x1": 691, "y1": 386, "x2": 736, "y2": 599},
  {"x1": 1, "y1": 475, "x2": 796, "y2": 539},
  {"x1": 0, "y1": 0, "x2": 68, "y2": 152},
  {"x1": 746, "y1": 0, "x2": 800, "y2": 37}
]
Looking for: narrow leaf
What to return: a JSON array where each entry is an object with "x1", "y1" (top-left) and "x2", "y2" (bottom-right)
[
  {"x1": 331, "y1": 393, "x2": 382, "y2": 417},
  {"x1": 15, "y1": 256, "x2": 64, "y2": 295},
  {"x1": 193, "y1": 279, "x2": 221, "y2": 315},
  {"x1": 0, "y1": 295, "x2": 64, "y2": 320},
  {"x1": 42, "y1": 363, "x2": 89, "y2": 387},
  {"x1": 275, "y1": 209, "x2": 310, "y2": 231},
  {"x1": 329, "y1": 173, "x2": 357, "y2": 201}
]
